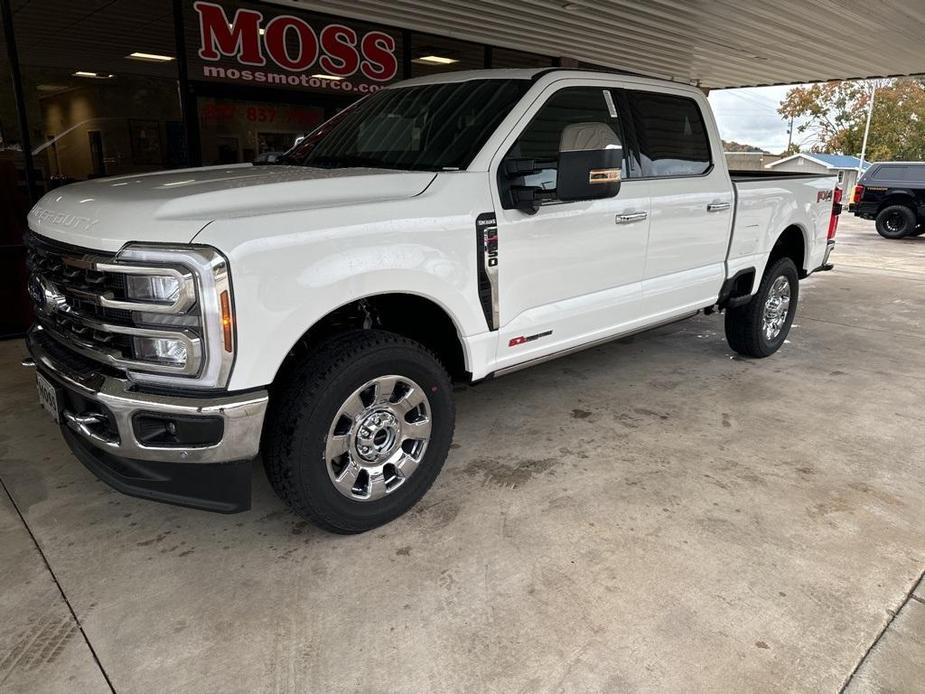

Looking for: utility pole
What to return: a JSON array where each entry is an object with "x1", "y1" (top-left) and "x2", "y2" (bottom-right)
[
  {"x1": 786, "y1": 116, "x2": 794, "y2": 153},
  {"x1": 858, "y1": 82, "x2": 876, "y2": 173}
]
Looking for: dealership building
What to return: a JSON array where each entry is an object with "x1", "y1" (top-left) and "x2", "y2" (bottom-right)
[{"x1": 3, "y1": 0, "x2": 925, "y2": 337}]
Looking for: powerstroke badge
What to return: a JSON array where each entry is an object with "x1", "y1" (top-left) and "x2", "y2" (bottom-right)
[{"x1": 475, "y1": 212, "x2": 499, "y2": 331}]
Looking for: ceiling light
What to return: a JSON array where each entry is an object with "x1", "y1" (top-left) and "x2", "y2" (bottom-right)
[
  {"x1": 311, "y1": 74, "x2": 344, "y2": 80},
  {"x1": 73, "y1": 71, "x2": 115, "y2": 79},
  {"x1": 412, "y1": 55, "x2": 459, "y2": 65},
  {"x1": 127, "y1": 52, "x2": 175, "y2": 62}
]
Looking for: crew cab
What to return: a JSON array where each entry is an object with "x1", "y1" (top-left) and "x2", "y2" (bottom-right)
[
  {"x1": 23, "y1": 69, "x2": 841, "y2": 533},
  {"x1": 851, "y1": 161, "x2": 925, "y2": 238}
]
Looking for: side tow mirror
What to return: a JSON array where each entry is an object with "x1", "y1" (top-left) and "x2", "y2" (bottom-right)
[
  {"x1": 557, "y1": 148, "x2": 622, "y2": 202},
  {"x1": 510, "y1": 186, "x2": 541, "y2": 215}
]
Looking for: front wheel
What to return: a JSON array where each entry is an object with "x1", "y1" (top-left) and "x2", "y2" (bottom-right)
[
  {"x1": 264, "y1": 330, "x2": 455, "y2": 534},
  {"x1": 724, "y1": 257, "x2": 799, "y2": 358}
]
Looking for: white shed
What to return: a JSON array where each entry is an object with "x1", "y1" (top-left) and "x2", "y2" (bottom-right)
[{"x1": 766, "y1": 154, "x2": 870, "y2": 196}]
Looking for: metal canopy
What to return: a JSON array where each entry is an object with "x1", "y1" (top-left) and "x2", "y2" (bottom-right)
[{"x1": 281, "y1": 0, "x2": 925, "y2": 88}]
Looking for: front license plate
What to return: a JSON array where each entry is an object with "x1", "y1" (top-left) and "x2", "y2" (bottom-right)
[{"x1": 36, "y1": 373, "x2": 60, "y2": 423}]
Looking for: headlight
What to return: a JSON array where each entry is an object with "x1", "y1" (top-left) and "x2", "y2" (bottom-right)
[
  {"x1": 132, "y1": 336, "x2": 189, "y2": 366},
  {"x1": 126, "y1": 275, "x2": 183, "y2": 303},
  {"x1": 103, "y1": 244, "x2": 235, "y2": 389}
]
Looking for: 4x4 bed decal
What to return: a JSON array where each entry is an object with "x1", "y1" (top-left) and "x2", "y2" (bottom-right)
[{"x1": 475, "y1": 212, "x2": 499, "y2": 330}]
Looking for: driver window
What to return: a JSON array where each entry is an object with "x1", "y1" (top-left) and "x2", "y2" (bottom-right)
[{"x1": 502, "y1": 87, "x2": 625, "y2": 202}]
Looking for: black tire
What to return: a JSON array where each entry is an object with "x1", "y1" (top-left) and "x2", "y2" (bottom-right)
[
  {"x1": 724, "y1": 257, "x2": 799, "y2": 358},
  {"x1": 264, "y1": 330, "x2": 455, "y2": 534},
  {"x1": 875, "y1": 205, "x2": 916, "y2": 239}
]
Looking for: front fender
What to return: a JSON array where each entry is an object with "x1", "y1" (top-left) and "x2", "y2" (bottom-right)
[{"x1": 196, "y1": 173, "x2": 495, "y2": 390}]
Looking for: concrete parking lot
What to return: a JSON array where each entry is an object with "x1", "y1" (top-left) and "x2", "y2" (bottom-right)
[{"x1": 1, "y1": 216, "x2": 923, "y2": 693}]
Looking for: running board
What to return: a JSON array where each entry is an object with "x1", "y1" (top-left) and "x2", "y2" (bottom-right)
[{"x1": 489, "y1": 312, "x2": 699, "y2": 378}]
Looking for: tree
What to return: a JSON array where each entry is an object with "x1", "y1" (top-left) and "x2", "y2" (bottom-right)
[{"x1": 778, "y1": 78, "x2": 925, "y2": 160}]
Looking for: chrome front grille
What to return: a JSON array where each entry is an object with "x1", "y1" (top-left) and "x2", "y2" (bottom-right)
[
  {"x1": 25, "y1": 232, "x2": 203, "y2": 377},
  {"x1": 26, "y1": 233, "x2": 127, "y2": 355},
  {"x1": 25, "y1": 234, "x2": 129, "y2": 323}
]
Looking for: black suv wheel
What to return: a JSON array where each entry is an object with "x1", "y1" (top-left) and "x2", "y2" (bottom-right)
[{"x1": 875, "y1": 205, "x2": 916, "y2": 239}]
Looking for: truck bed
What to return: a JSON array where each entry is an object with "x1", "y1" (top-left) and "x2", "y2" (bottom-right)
[{"x1": 727, "y1": 170, "x2": 838, "y2": 282}]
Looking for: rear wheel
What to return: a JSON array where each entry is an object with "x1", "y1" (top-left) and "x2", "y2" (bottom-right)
[
  {"x1": 875, "y1": 205, "x2": 916, "y2": 239},
  {"x1": 264, "y1": 330, "x2": 455, "y2": 534},
  {"x1": 724, "y1": 257, "x2": 799, "y2": 358}
]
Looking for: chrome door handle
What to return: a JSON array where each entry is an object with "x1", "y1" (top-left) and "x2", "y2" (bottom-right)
[
  {"x1": 707, "y1": 201, "x2": 731, "y2": 212},
  {"x1": 615, "y1": 211, "x2": 648, "y2": 224}
]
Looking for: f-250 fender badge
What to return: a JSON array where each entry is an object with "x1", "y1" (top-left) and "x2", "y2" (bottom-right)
[{"x1": 475, "y1": 212, "x2": 499, "y2": 331}]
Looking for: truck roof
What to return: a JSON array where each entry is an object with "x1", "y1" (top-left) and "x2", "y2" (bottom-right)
[{"x1": 388, "y1": 68, "x2": 706, "y2": 97}]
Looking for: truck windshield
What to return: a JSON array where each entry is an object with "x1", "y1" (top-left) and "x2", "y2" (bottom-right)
[{"x1": 282, "y1": 79, "x2": 531, "y2": 172}]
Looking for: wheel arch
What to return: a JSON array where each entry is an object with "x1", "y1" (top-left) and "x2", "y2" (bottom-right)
[
  {"x1": 876, "y1": 191, "x2": 917, "y2": 215},
  {"x1": 270, "y1": 292, "x2": 471, "y2": 388},
  {"x1": 766, "y1": 224, "x2": 809, "y2": 278}
]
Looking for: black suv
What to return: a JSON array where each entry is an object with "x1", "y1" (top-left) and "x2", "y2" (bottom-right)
[{"x1": 851, "y1": 162, "x2": 925, "y2": 238}]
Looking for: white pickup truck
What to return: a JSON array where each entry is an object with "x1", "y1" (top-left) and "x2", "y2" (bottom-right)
[{"x1": 24, "y1": 68, "x2": 841, "y2": 533}]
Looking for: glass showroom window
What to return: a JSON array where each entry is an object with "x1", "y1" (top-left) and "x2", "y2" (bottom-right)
[
  {"x1": 0, "y1": 24, "x2": 33, "y2": 336},
  {"x1": 14, "y1": 0, "x2": 184, "y2": 190}
]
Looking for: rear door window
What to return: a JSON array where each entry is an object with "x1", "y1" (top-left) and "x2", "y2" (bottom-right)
[{"x1": 627, "y1": 91, "x2": 712, "y2": 177}]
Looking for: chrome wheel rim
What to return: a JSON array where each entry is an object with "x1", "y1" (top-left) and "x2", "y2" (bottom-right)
[
  {"x1": 324, "y1": 375, "x2": 432, "y2": 502},
  {"x1": 762, "y1": 275, "x2": 791, "y2": 342}
]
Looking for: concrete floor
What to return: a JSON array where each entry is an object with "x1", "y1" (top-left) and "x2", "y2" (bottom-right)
[{"x1": 1, "y1": 216, "x2": 924, "y2": 694}]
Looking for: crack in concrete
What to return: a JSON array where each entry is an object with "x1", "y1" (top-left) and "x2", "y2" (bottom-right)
[
  {"x1": 0, "y1": 475, "x2": 117, "y2": 694},
  {"x1": 839, "y1": 570, "x2": 925, "y2": 693}
]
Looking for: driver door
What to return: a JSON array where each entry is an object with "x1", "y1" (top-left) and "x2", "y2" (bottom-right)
[{"x1": 490, "y1": 84, "x2": 650, "y2": 371}]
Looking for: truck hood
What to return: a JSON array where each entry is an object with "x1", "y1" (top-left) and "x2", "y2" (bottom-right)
[{"x1": 27, "y1": 164, "x2": 437, "y2": 252}]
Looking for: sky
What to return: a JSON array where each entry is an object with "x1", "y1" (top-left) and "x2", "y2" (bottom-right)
[{"x1": 708, "y1": 85, "x2": 807, "y2": 154}]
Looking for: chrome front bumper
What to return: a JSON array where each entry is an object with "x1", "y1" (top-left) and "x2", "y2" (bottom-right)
[{"x1": 27, "y1": 326, "x2": 268, "y2": 465}]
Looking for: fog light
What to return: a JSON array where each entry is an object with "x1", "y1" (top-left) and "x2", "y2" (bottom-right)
[
  {"x1": 133, "y1": 413, "x2": 224, "y2": 447},
  {"x1": 133, "y1": 336, "x2": 188, "y2": 366},
  {"x1": 126, "y1": 275, "x2": 182, "y2": 303}
]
